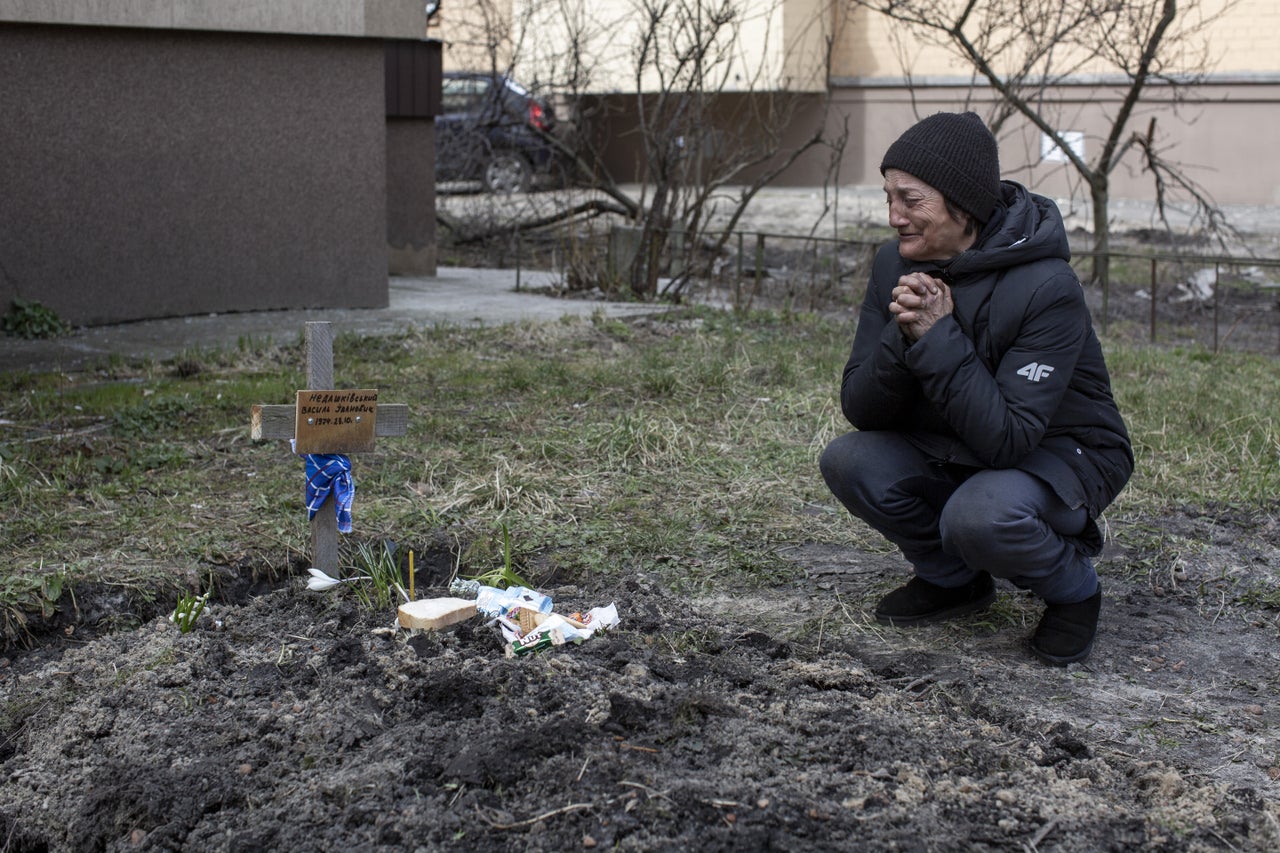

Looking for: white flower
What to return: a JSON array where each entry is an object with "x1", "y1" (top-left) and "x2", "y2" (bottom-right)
[
  {"x1": 305, "y1": 568, "x2": 370, "y2": 592},
  {"x1": 306, "y1": 568, "x2": 343, "y2": 591}
]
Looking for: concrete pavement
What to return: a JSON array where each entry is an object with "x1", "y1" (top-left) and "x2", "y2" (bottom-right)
[{"x1": 0, "y1": 267, "x2": 667, "y2": 375}]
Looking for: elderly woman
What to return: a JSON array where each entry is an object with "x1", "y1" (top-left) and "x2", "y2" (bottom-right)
[{"x1": 819, "y1": 112, "x2": 1133, "y2": 665}]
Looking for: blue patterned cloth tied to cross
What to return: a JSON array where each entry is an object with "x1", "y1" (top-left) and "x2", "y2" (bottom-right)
[{"x1": 304, "y1": 454, "x2": 354, "y2": 533}]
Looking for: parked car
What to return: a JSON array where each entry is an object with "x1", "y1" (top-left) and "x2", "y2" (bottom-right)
[{"x1": 436, "y1": 72, "x2": 562, "y2": 194}]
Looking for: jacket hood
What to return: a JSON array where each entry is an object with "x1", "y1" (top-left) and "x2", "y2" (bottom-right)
[{"x1": 940, "y1": 181, "x2": 1071, "y2": 281}]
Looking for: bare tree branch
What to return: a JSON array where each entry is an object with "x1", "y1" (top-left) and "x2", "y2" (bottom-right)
[
  {"x1": 445, "y1": 198, "x2": 634, "y2": 244},
  {"x1": 441, "y1": 0, "x2": 848, "y2": 297},
  {"x1": 848, "y1": 0, "x2": 1238, "y2": 288}
]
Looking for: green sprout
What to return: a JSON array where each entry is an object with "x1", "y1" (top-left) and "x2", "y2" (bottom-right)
[
  {"x1": 170, "y1": 590, "x2": 210, "y2": 634},
  {"x1": 348, "y1": 541, "x2": 405, "y2": 610},
  {"x1": 464, "y1": 523, "x2": 532, "y2": 590}
]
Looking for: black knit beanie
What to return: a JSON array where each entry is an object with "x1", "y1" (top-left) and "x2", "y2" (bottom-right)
[{"x1": 880, "y1": 111, "x2": 1001, "y2": 223}]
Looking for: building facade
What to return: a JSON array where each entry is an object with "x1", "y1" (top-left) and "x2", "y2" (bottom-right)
[
  {"x1": 1, "y1": 1, "x2": 439, "y2": 327},
  {"x1": 826, "y1": 0, "x2": 1280, "y2": 207},
  {"x1": 433, "y1": 0, "x2": 1279, "y2": 208}
]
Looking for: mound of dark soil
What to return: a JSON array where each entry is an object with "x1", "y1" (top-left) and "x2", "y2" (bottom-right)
[{"x1": 2, "y1": 507, "x2": 1278, "y2": 851}]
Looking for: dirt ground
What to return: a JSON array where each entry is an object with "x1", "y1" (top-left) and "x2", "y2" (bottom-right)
[
  {"x1": 3, "y1": 191, "x2": 1280, "y2": 851},
  {"x1": 2, "y1": 499, "x2": 1280, "y2": 850},
  {"x1": 1, "y1": 506, "x2": 1279, "y2": 851}
]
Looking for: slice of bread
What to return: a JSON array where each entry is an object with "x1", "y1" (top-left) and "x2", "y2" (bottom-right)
[{"x1": 397, "y1": 597, "x2": 478, "y2": 630}]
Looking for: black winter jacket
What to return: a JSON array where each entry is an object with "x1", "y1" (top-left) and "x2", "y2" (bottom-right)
[{"x1": 840, "y1": 181, "x2": 1133, "y2": 549}]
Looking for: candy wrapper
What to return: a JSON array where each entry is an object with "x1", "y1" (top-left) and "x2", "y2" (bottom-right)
[{"x1": 499, "y1": 603, "x2": 620, "y2": 658}]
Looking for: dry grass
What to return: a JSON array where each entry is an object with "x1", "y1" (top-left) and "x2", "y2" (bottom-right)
[{"x1": 1, "y1": 308, "x2": 1277, "y2": 647}]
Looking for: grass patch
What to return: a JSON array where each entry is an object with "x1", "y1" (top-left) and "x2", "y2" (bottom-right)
[
  {"x1": 1107, "y1": 346, "x2": 1280, "y2": 506},
  {"x1": 1, "y1": 310, "x2": 1277, "y2": 644},
  {"x1": 348, "y1": 540, "x2": 407, "y2": 610}
]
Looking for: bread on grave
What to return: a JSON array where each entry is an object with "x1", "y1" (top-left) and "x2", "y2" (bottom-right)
[{"x1": 396, "y1": 597, "x2": 478, "y2": 630}]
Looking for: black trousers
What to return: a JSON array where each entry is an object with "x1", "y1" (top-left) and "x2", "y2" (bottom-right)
[{"x1": 820, "y1": 430, "x2": 1098, "y2": 604}]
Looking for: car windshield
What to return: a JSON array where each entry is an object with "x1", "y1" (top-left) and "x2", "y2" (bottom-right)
[{"x1": 441, "y1": 76, "x2": 492, "y2": 113}]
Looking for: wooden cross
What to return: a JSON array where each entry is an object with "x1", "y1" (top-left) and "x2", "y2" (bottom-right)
[{"x1": 250, "y1": 321, "x2": 409, "y2": 574}]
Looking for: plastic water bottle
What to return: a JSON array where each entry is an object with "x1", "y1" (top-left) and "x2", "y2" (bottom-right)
[{"x1": 449, "y1": 578, "x2": 553, "y2": 618}]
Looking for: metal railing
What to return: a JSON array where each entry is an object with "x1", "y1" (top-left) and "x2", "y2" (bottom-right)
[
  {"x1": 654, "y1": 228, "x2": 1280, "y2": 355},
  {"x1": 1076, "y1": 249, "x2": 1280, "y2": 353},
  {"x1": 501, "y1": 223, "x2": 1280, "y2": 354}
]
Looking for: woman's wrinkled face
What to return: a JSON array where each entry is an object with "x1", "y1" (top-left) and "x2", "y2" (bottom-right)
[{"x1": 883, "y1": 169, "x2": 976, "y2": 262}]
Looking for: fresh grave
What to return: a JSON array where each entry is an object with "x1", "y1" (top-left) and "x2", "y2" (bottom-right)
[{"x1": 249, "y1": 320, "x2": 619, "y2": 655}]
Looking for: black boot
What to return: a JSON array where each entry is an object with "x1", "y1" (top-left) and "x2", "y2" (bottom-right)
[
  {"x1": 1030, "y1": 586, "x2": 1102, "y2": 666},
  {"x1": 874, "y1": 572, "x2": 995, "y2": 627}
]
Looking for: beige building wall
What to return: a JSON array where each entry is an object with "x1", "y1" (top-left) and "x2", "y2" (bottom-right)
[
  {"x1": 432, "y1": 0, "x2": 513, "y2": 73},
  {"x1": 813, "y1": 80, "x2": 1280, "y2": 205},
  {"x1": 433, "y1": 0, "x2": 1279, "y2": 206},
  {"x1": 835, "y1": 0, "x2": 1274, "y2": 79},
  {"x1": 1210, "y1": 0, "x2": 1280, "y2": 72},
  {"x1": 782, "y1": 0, "x2": 842, "y2": 91},
  {"x1": 826, "y1": 0, "x2": 1280, "y2": 207},
  {"x1": 438, "y1": 0, "x2": 839, "y2": 93},
  {"x1": 440, "y1": 0, "x2": 1279, "y2": 89}
]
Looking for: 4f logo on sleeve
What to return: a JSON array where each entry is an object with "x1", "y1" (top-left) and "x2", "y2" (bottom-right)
[{"x1": 1017, "y1": 362, "x2": 1056, "y2": 382}]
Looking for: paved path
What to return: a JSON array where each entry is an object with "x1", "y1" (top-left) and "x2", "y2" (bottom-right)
[{"x1": 0, "y1": 267, "x2": 666, "y2": 375}]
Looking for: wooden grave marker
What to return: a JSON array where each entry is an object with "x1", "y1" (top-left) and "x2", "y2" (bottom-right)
[{"x1": 250, "y1": 321, "x2": 409, "y2": 574}]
